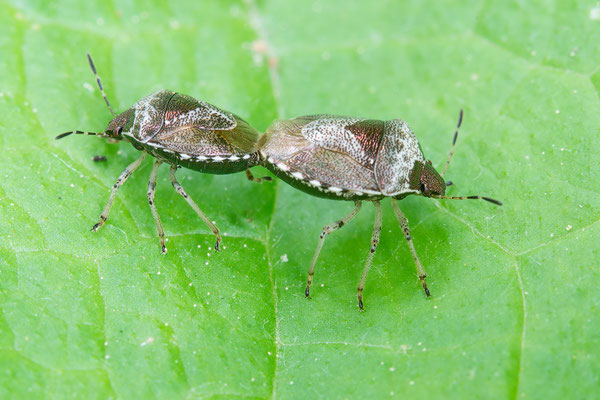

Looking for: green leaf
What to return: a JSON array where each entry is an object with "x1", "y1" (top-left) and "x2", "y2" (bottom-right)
[{"x1": 1, "y1": 1, "x2": 599, "y2": 398}]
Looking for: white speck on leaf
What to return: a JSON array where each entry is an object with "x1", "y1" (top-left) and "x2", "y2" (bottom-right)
[{"x1": 252, "y1": 39, "x2": 268, "y2": 54}]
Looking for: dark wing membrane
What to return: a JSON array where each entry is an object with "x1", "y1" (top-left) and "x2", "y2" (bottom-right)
[
  {"x1": 218, "y1": 114, "x2": 260, "y2": 154},
  {"x1": 153, "y1": 126, "x2": 234, "y2": 156},
  {"x1": 155, "y1": 94, "x2": 261, "y2": 155},
  {"x1": 259, "y1": 118, "x2": 315, "y2": 160}
]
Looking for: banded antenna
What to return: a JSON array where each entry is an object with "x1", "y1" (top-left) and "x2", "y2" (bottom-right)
[
  {"x1": 87, "y1": 53, "x2": 115, "y2": 116},
  {"x1": 441, "y1": 108, "x2": 463, "y2": 177},
  {"x1": 55, "y1": 130, "x2": 111, "y2": 140},
  {"x1": 429, "y1": 194, "x2": 502, "y2": 206},
  {"x1": 434, "y1": 109, "x2": 502, "y2": 206}
]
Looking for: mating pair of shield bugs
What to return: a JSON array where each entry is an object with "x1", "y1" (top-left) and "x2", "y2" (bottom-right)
[{"x1": 57, "y1": 55, "x2": 501, "y2": 309}]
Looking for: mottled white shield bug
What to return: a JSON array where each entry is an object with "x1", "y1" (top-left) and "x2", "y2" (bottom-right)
[
  {"x1": 259, "y1": 111, "x2": 501, "y2": 309},
  {"x1": 57, "y1": 55, "x2": 270, "y2": 253}
]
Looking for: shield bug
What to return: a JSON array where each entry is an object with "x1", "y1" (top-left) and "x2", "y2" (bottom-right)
[
  {"x1": 258, "y1": 111, "x2": 501, "y2": 309},
  {"x1": 56, "y1": 54, "x2": 270, "y2": 253}
]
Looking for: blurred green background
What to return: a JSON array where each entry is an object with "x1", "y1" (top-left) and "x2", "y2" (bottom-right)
[{"x1": 0, "y1": 0, "x2": 599, "y2": 398}]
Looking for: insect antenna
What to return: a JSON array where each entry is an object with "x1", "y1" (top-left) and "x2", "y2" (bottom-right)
[
  {"x1": 429, "y1": 194, "x2": 502, "y2": 206},
  {"x1": 441, "y1": 108, "x2": 463, "y2": 177},
  {"x1": 87, "y1": 53, "x2": 115, "y2": 116},
  {"x1": 55, "y1": 130, "x2": 108, "y2": 140}
]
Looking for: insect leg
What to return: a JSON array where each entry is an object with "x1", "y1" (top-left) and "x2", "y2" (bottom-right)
[
  {"x1": 306, "y1": 201, "x2": 362, "y2": 298},
  {"x1": 147, "y1": 160, "x2": 167, "y2": 254},
  {"x1": 245, "y1": 169, "x2": 272, "y2": 183},
  {"x1": 169, "y1": 165, "x2": 222, "y2": 251},
  {"x1": 392, "y1": 199, "x2": 430, "y2": 297},
  {"x1": 356, "y1": 200, "x2": 382, "y2": 310},
  {"x1": 92, "y1": 152, "x2": 147, "y2": 232}
]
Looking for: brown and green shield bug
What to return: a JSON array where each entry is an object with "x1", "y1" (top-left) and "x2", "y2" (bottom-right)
[
  {"x1": 56, "y1": 54, "x2": 270, "y2": 253},
  {"x1": 258, "y1": 112, "x2": 501, "y2": 309}
]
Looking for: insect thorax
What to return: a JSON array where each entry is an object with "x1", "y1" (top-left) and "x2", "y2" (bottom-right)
[{"x1": 374, "y1": 119, "x2": 425, "y2": 197}]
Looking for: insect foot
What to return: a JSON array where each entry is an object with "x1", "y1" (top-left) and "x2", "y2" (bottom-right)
[
  {"x1": 57, "y1": 54, "x2": 267, "y2": 254},
  {"x1": 259, "y1": 110, "x2": 501, "y2": 309}
]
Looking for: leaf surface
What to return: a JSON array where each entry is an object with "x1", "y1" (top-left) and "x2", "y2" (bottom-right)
[{"x1": 0, "y1": 1, "x2": 598, "y2": 398}]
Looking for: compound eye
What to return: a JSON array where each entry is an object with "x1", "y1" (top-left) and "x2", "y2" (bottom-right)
[
  {"x1": 420, "y1": 182, "x2": 430, "y2": 195},
  {"x1": 114, "y1": 126, "x2": 122, "y2": 136}
]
